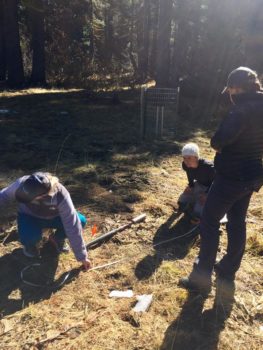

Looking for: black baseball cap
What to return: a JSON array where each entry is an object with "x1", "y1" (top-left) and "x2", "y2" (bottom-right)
[
  {"x1": 15, "y1": 172, "x2": 51, "y2": 203},
  {"x1": 222, "y1": 66, "x2": 258, "y2": 93}
]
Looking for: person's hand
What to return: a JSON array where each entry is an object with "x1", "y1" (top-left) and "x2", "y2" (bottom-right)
[
  {"x1": 212, "y1": 146, "x2": 222, "y2": 153},
  {"x1": 81, "y1": 258, "x2": 92, "y2": 271},
  {"x1": 184, "y1": 186, "x2": 193, "y2": 194},
  {"x1": 198, "y1": 193, "x2": 207, "y2": 205}
]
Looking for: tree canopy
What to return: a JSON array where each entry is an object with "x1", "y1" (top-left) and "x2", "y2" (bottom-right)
[{"x1": 0, "y1": 0, "x2": 262, "y2": 90}]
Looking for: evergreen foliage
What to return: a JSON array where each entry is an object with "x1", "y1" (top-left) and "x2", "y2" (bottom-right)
[{"x1": 0, "y1": 0, "x2": 262, "y2": 90}]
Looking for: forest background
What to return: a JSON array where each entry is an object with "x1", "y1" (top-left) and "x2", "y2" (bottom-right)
[{"x1": 1, "y1": 0, "x2": 263, "y2": 98}]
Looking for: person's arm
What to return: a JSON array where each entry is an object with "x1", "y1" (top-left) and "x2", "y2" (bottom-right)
[
  {"x1": 211, "y1": 110, "x2": 246, "y2": 152},
  {"x1": 182, "y1": 162, "x2": 194, "y2": 187},
  {"x1": 0, "y1": 177, "x2": 25, "y2": 207},
  {"x1": 206, "y1": 163, "x2": 215, "y2": 190},
  {"x1": 57, "y1": 187, "x2": 90, "y2": 270}
]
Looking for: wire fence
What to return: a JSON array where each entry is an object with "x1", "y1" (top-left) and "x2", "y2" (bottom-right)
[{"x1": 140, "y1": 87, "x2": 180, "y2": 139}]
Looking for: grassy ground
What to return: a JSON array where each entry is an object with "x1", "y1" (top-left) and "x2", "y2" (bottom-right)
[{"x1": 0, "y1": 89, "x2": 262, "y2": 350}]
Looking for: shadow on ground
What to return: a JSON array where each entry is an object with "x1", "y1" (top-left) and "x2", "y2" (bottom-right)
[
  {"x1": 0, "y1": 245, "x2": 80, "y2": 319},
  {"x1": 0, "y1": 89, "x2": 211, "y2": 170},
  {"x1": 135, "y1": 212, "x2": 199, "y2": 280},
  {"x1": 0, "y1": 88, "x2": 213, "y2": 218},
  {"x1": 160, "y1": 281, "x2": 235, "y2": 350}
]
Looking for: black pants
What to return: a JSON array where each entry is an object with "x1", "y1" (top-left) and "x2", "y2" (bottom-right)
[{"x1": 193, "y1": 175, "x2": 253, "y2": 280}]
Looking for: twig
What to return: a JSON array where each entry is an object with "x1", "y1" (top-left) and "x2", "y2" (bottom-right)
[
  {"x1": 34, "y1": 309, "x2": 108, "y2": 347},
  {"x1": 0, "y1": 224, "x2": 17, "y2": 244},
  {"x1": 36, "y1": 322, "x2": 83, "y2": 346},
  {"x1": 53, "y1": 134, "x2": 71, "y2": 174},
  {"x1": 2, "y1": 230, "x2": 15, "y2": 245}
]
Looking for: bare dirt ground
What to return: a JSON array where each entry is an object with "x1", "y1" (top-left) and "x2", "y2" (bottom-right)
[{"x1": 0, "y1": 89, "x2": 262, "y2": 350}]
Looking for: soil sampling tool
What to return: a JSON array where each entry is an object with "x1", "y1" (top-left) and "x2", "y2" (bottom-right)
[{"x1": 86, "y1": 213, "x2": 146, "y2": 249}]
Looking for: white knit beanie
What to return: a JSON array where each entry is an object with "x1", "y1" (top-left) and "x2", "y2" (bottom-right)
[{"x1": 182, "y1": 143, "x2": 200, "y2": 158}]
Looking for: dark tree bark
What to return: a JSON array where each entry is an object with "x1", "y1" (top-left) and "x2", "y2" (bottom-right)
[
  {"x1": 87, "y1": 0, "x2": 94, "y2": 62},
  {"x1": 128, "y1": 0, "x2": 138, "y2": 74},
  {"x1": 148, "y1": 0, "x2": 159, "y2": 77},
  {"x1": 170, "y1": 0, "x2": 190, "y2": 85},
  {"x1": 3, "y1": 0, "x2": 24, "y2": 87},
  {"x1": 0, "y1": 0, "x2": 6, "y2": 81},
  {"x1": 27, "y1": 0, "x2": 46, "y2": 85},
  {"x1": 137, "y1": 0, "x2": 150, "y2": 81},
  {"x1": 104, "y1": 3, "x2": 114, "y2": 62},
  {"x1": 128, "y1": 0, "x2": 138, "y2": 79},
  {"x1": 155, "y1": 0, "x2": 173, "y2": 87}
]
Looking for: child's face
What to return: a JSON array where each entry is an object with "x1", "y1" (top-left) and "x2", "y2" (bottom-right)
[{"x1": 183, "y1": 156, "x2": 199, "y2": 168}]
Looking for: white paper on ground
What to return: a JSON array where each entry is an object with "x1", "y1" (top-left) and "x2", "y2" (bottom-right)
[
  {"x1": 109, "y1": 290, "x2": 134, "y2": 298},
  {"x1": 133, "y1": 294, "x2": 153, "y2": 312}
]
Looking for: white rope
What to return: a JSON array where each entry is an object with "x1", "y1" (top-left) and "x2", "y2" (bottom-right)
[
  {"x1": 20, "y1": 259, "x2": 126, "y2": 288},
  {"x1": 21, "y1": 263, "x2": 71, "y2": 288},
  {"x1": 89, "y1": 259, "x2": 126, "y2": 271},
  {"x1": 153, "y1": 225, "x2": 199, "y2": 248},
  {"x1": 20, "y1": 226, "x2": 199, "y2": 288}
]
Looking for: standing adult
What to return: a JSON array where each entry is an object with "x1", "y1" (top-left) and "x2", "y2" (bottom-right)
[{"x1": 180, "y1": 67, "x2": 263, "y2": 294}]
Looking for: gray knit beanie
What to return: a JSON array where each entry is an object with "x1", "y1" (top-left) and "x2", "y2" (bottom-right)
[{"x1": 182, "y1": 143, "x2": 200, "y2": 158}]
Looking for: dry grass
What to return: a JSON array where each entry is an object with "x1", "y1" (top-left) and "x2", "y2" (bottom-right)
[{"x1": 0, "y1": 89, "x2": 262, "y2": 350}]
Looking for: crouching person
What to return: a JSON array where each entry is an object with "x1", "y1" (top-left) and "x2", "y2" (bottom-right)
[
  {"x1": 0, "y1": 172, "x2": 91, "y2": 270},
  {"x1": 178, "y1": 143, "x2": 215, "y2": 222}
]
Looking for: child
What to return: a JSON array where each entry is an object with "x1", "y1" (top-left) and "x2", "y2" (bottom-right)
[
  {"x1": 0, "y1": 172, "x2": 91, "y2": 270},
  {"x1": 178, "y1": 143, "x2": 215, "y2": 221}
]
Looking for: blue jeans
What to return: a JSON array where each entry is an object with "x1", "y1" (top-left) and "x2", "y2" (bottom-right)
[
  {"x1": 18, "y1": 212, "x2": 87, "y2": 246},
  {"x1": 192, "y1": 175, "x2": 253, "y2": 280}
]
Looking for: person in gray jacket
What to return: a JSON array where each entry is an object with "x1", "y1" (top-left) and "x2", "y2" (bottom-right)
[{"x1": 0, "y1": 172, "x2": 91, "y2": 270}]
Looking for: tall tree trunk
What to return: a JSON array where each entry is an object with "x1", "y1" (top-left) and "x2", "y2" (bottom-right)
[
  {"x1": 3, "y1": 0, "x2": 24, "y2": 87},
  {"x1": 104, "y1": 2, "x2": 113, "y2": 63},
  {"x1": 0, "y1": 0, "x2": 6, "y2": 81},
  {"x1": 149, "y1": 0, "x2": 160, "y2": 77},
  {"x1": 87, "y1": 0, "x2": 94, "y2": 62},
  {"x1": 27, "y1": 0, "x2": 46, "y2": 85},
  {"x1": 137, "y1": 0, "x2": 150, "y2": 81},
  {"x1": 128, "y1": 0, "x2": 138, "y2": 75},
  {"x1": 148, "y1": 0, "x2": 159, "y2": 77},
  {"x1": 170, "y1": 0, "x2": 189, "y2": 85},
  {"x1": 155, "y1": 0, "x2": 173, "y2": 87}
]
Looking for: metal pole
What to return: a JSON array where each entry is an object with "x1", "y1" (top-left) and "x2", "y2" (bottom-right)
[
  {"x1": 174, "y1": 85, "x2": 180, "y2": 137},
  {"x1": 155, "y1": 106, "x2": 159, "y2": 137},
  {"x1": 160, "y1": 106, "x2": 164, "y2": 138},
  {"x1": 140, "y1": 87, "x2": 146, "y2": 140},
  {"x1": 86, "y1": 214, "x2": 146, "y2": 249}
]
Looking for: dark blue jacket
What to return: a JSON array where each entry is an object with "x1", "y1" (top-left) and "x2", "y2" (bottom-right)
[
  {"x1": 182, "y1": 159, "x2": 215, "y2": 189},
  {"x1": 211, "y1": 91, "x2": 263, "y2": 188}
]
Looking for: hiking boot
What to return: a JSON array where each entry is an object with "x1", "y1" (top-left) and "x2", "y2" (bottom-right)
[
  {"x1": 179, "y1": 276, "x2": 211, "y2": 296},
  {"x1": 49, "y1": 235, "x2": 70, "y2": 253},
  {"x1": 22, "y1": 245, "x2": 40, "y2": 258}
]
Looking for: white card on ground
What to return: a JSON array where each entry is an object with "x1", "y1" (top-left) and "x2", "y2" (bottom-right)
[
  {"x1": 133, "y1": 294, "x2": 153, "y2": 312},
  {"x1": 109, "y1": 290, "x2": 134, "y2": 298}
]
